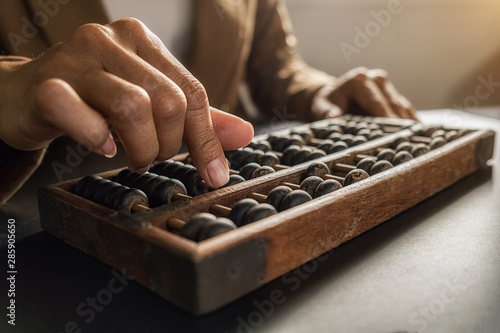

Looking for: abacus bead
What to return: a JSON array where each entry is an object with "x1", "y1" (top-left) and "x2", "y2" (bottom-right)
[
  {"x1": 113, "y1": 188, "x2": 149, "y2": 212},
  {"x1": 327, "y1": 124, "x2": 344, "y2": 134},
  {"x1": 162, "y1": 161, "x2": 185, "y2": 176},
  {"x1": 377, "y1": 148, "x2": 396, "y2": 162},
  {"x1": 250, "y1": 166, "x2": 276, "y2": 179},
  {"x1": 369, "y1": 130, "x2": 384, "y2": 140},
  {"x1": 310, "y1": 127, "x2": 330, "y2": 139},
  {"x1": 114, "y1": 169, "x2": 133, "y2": 184},
  {"x1": 331, "y1": 141, "x2": 349, "y2": 153},
  {"x1": 102, "y1": 186, "x2": 127, "y2": 208},
  {"x1": 306, "y1": 149, "x2": 327, "y2": 161},
  {"x1": 73, "y1": 175, "x2": 102, "y2": 196},
  {"x1": 280, "y1": 190, "x2": 312, "y2": 211},
  {"x1": 124, "y1": 172, "x2": 142, "y2": 186},
  {"x1": 197, "y1": 218, "x2": 237, "y2": 241},
  {"x1": 356, "y1": 128, "x2": 371, "y2": 137},
  {"x1": 445, "y1": 130, "x2": 458, "y2": 141},
  {"x1": 395, "y1": 141, "x2": 413, "y2": 153},
  {"x1": 258, "y1": 152, "x2": 280, "y2": 167},
  {"x1": 300, "y1": 176, "x2": 324, "y2": 197},
  {"x1": 82, "y1": 177, "x2": 107, "y2": 199},
  {"x1": 340, "y1": 134, "x2": 354, "y2": 146},
  {"x1": 351, "y1": 135, "x2": 368, "y2": 146},
  {"x1": 303, "y1": 161, "x2": 330, "y2": 180},
  {"x1": 222, "y1": 174, "x2": 246, "y2": 188},
  {"x1": 281, "y1": 145, "x2": 301, "y2": 165},
  {"x1": 228, "y1": 198, "x2": 260, "y2": 227},
  {"x1": 181, "y1": 213, "x2": 217, "y2": 241},
  {"x1": 133, "y1": 173, "x2": 157, "y2": 189},
  {"x1": 343, "y1": 169, "x2": 370, "y2": 186},
  {"x1": 273, "y1": 137, "x2": 289, "y2": 151},
  {"x1": 356, "y1": 157, "x2": 376, "y2": 173},
  {"x1": 370, "y1": 160, "x2": 393, "y2": 175},
  {"x1": 152, "y1": 178, "x2": 187, "y2": 205},
  {"x1": 411, "y1": 144, "x2": 430, "y2": 157},
  {"x1": 239, "y1": 162, "x2": 261, "y2": 180},
  {"x1": 431, "y1": 129, "x2": 446, "y2": 139},
  {"x1": 392, "y1": 151, "x2": 413, "y2": 166},
  {"x1": 243, "y1": 150, "x2": 265, "y2": 165},
  {"x1": 265, "y1": 186, "x2": 293, "y2": 209},
  {"x1": 242, "y1": 203, "x2": 277, "y2": 225},
  {"x1": 181, "y1": 168, "x2": 201, "y2": 196},
  {"x1": 90, "y1": 180, "x2": 119, "y2": 203},
  {"x1": 254, "y1": 141, "x2": 272, "y2": 152},
  {"x1": 317, "y1": 139, "x2": 335, "y2": 154},
  {"x1": 172, "y1": 164, "x2": 195, "y2": 181},
  {"x1": 391, "y1": 136, "x2": 410, "y2": 149},
  {"x1": 327, "y1": 132, "x2": 343, "y2": 142},
  {"x1": 314, "y1": 179, "x2": 343, "y2": 198},
  {"x1": 292, "y1": 147, "x2": 312, "y2": 165},
  {"x1": 430, "y1": 137, "x2": 447, "y2": 150}
]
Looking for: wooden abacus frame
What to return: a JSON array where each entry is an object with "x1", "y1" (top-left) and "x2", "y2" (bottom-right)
[{"x1": 37, "y1": 116, "x2": 496, "y2": 315}]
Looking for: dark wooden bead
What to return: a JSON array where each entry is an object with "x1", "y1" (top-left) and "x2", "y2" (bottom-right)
[
  {"x1": 430, "y1": 129, "x2": 446, "y2": 139},
  {"x1": 280, "y1": 190, "x2": 312, "y2": 211},
  {"x1": 239, "y1": 162, "x2": 261, "y2": 180},
  {"x1": 340, "y1": 134, "x2": 354, "y2": 146},
  {"x1": 356, "y1": 157, "x2": 376, "y2": 173},
  {"x1": 132, "y1": 173, "x2": 158, "y2": 190},
  {"x1": 281, "y1": 145, "x2": 301, "y2": 165},
  {"x1": 391, "y1": 136, "x2": 410, "y2": 149},
  {"x1": 222, "y1": 174, "x2": 246, "y2": 188},
  {"x1": 258, "y1": 152, "x2": 280, "y2": 167},
  {"x1": 430, "y1": 137, "x2": 447, "y2": 150},
  {"x1": 242, "y1": 203, "x2": 278, "y2": 225},
  {"x1": 228, "y1": 198, "x2": 259, "y2": 227},
  {"x1": 351, "y1": 135, "x2": 368, "y2": 146},
  {"x1": 377, "y1": 148, "x2": 396, "y2": 162},
  {"x1": 291, "y1": 129, "x2": 314, "y2": 143},
  {"x1": 73, "y1": 175, "x2": 102, "y2": 196},
  {"x1": 114, "y1": 169, "x2": 133, "y2": 184},
  {"x1": 152, "y1": 178, "x2": 187, "y2": 205},
  {"x1": 327, "y1": 132, "x2": 343, "y2": 142},
  {"x1": 310, "y1": 127, "x2": 330, "y2": 139},
  {"x1": 292, "y1": 147, "x2": 312, "y2": 165},
  {"x1": 314, "y1": 179, "x2": 342, "y2": 198},
  {"x1": 272, "y1": 137, "x2": 290, "y2": 151},
  {"x1": 343, "y1": 169, "x2": 370, "y2": 186},
  {"x1": 162, "y1": 161, "x2": 185, "y2": 177},
  {"x1": 243, "y1": 150, "x2": 265, "y2": 165},
  {"x1": 317, "y1": 139, "x2": 335, "y2": 154},
  {"x1": 411, "y1": 144, "x2": 430, "y2": 157},
  {"x1": 355, "y1": 128, "x2": 371, "y2": 137},
  {"x1": 368, "y1": 130, "x2": 384, "y2": 140},
  {"x1": 306, "y1": 149, "x2": 327, "y2": 161},
  {"x1": 82, "y1": 177, "x2": 108, "y2": 199},
  {"x1": 123, "y1": 172, "x2": 142, "y2": 187},
  {"x1": 180, "y1": 168, "x2": 201, "y2": 196},
  {"x1": 331, "y1": 141, "x2": 349, "y2": 153},
  {"x1": 197, "y1": 217, "x2": 237, "y2": 241},
  {"x1": 392, "y1": 151, "x2": 413, "y2": 166},
  {"x1": 300, "y1": 176, "x2": 324, "y2": 197},
  {"x1": 254, "y1": 141, "x2": 272, "y2": 152},
  {"x1": 368, "y1": 123, "x2": 381, "y2": 131},
  {"x1": 326, "y1": 124, "x2": 344, "y2": 134},
  {"x1": 113, "y1": 188, "x2": 149, "y2": 212},
  {"x1": 181, "y1": 213, "x2": 217, "y2": 241},
  {"x1": 171, "y1": 164, "x2": 196, "y2": 181},
  {"x1": 265, "y1": 186, "x2": 293, "y2": 209},
  {"x1": 302, "y1": 161, "x2": 330, "y2": 180},
  {"x1": 445, "y1": 130, "x2": 458, "y2": 142},
  {"x1": 250, "y1": 166, "x2": 276, "y2": 179},
  {"x1": 370, "y1": 160, "x2": 393, "y2": 176},
  {"x1": 91, "y1": 180, "x2": 120, "y2": 204},
  {"x1": 149, "y1": 160, "x2": 173, "y2": 176},
  {"x1": 102, "y1": 185, "x2": 127, "y2": 208},
  {"x1": 395, "y1": 141, "x2": 413, "y2": 153}
]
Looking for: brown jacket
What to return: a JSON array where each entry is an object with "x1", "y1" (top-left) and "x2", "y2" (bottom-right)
[{"x1": 0, "y1": 0, "x2": 334, "y2": 203}]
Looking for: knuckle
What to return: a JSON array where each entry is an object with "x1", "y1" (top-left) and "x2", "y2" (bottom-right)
[
  {"x1": 110, "y1": 17, "x2": 147, "y2": 35},
  {"x1": 111, "y1": 86, "x2": 151, "y2": 121},
  {"x1": 154, "y1": 88, "x2": 187, "y2": 121},
  {"x1": 71, "y1": 23, "x2": 110, "y2": 44},
  {"x1": 35, "y1": 78, "x2": 65, "y2": 113},
  {"x1": 184, "y1": 81, "x2": 209, "y2": 112}
]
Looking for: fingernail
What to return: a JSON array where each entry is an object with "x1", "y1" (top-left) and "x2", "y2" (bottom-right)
[
  {"x1": 207, "y1": 158, "x2": 229, "y2": 188},
  {"x1": 98, "y1": 135, "x2": 117, "y2": 158}
]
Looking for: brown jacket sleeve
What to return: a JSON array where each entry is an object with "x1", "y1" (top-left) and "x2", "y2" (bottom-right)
[{"x1": 246, "y1": 0, "x2": 335, "y2": 122}]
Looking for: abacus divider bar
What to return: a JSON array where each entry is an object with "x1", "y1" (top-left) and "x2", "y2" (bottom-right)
[{"x1": 209, "y1": 204, "x2": 232, "y2": 217}]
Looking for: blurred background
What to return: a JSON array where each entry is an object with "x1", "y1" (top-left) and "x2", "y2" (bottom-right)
[
  {"x1": 286, "y1": 0, "x2": 500, "y2": 111},
  {"x1": 104, "y1": 0, "x2": 500, "y2": 111}
]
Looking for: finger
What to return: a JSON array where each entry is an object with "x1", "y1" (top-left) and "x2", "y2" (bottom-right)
[
  {"x1": 210, "y1": 107, "x2": 254, "y2": 150},
  {"x1": 368, "y1": 70, "x2": 417, "y2": 119},
  {"x1": 344, "y1": 76, "x2": 398, "y2": 118},
  {"x1": 34, "y1": 78, "x2": 116, "y2": 157}
]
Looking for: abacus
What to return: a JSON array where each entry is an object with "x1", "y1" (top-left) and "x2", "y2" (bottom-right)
[{"x1": 38, "y1": 115, "x2": 495, "y2": 315}]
